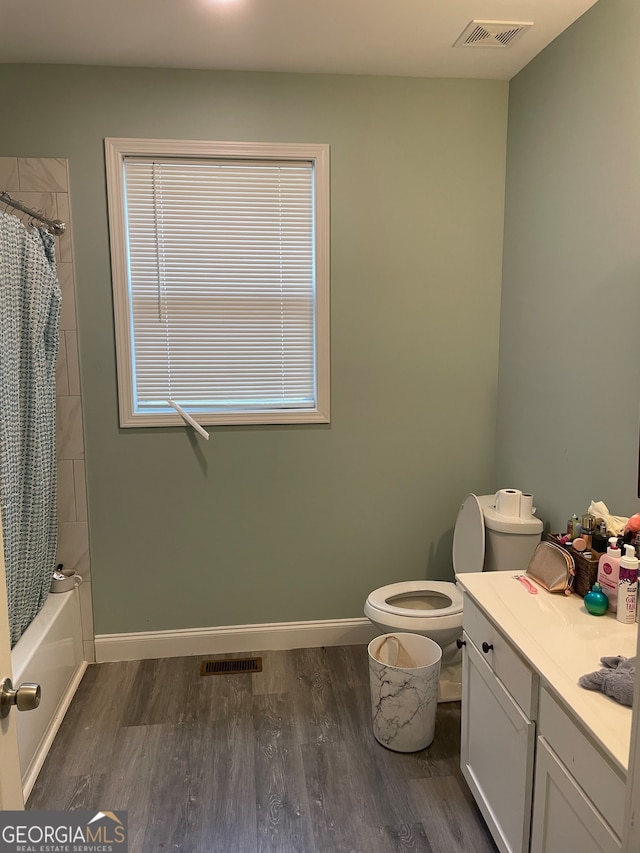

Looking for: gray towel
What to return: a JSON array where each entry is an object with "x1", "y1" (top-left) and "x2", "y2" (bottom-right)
[{"x1": 578, "y1": 655, "x2": 635, "y2": 707}]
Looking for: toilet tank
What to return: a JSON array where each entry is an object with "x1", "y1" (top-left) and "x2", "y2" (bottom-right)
[{"x1": 478, "y1": 496, "x2": 543, "y2": 573}]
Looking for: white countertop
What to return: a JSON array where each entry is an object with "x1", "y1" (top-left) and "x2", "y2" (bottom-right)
[{"x1": 456, "y1": 571, "x2": 638, "y2": 774}]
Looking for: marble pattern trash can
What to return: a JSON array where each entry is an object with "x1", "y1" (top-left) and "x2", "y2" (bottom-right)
[{"x1": 368, "y1": 633, "x2": 442, "y2": 752}]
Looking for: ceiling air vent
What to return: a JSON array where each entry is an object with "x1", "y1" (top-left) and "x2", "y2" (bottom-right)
[{"x1": 454, "y1": 20, "x2": 533, "y2": 49}]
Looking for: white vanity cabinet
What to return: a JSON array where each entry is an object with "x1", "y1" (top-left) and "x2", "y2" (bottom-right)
[
  {"x1": 461, "y1": 596, "x2": 537, "y2": 853},
  {"x1": 458, "y1": 575, "x2": 633, "y2": 853},
  {"x1": 530, "y1": 688, "x2": 624, "y2": 853}
]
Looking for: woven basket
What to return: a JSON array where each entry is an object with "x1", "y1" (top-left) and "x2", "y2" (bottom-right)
[{"x1": 546, "y1": 534, "x2": 599, "y2": 597}]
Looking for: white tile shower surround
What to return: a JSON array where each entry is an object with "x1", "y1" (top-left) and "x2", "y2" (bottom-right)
[
  {"x1": 0, "y1": 156, "x2": 94, "y2": 659},
  {"x1": 57, "y1": 262, "x2": 77, "y2": 331},
  {"x1": 0, "y1": 157, "x2": 19, "y2": 190},
  {"x1": 57, "y1": 461, "x2": 76, "y2": 522},
  {"x1": 56, "y1": 396, "x2": 84, "y2": 459},
  {"x1": 17, "y1": 158, "x2": 68, "y2": 192}
]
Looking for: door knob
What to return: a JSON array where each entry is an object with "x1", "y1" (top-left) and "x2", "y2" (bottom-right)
[
  {"x1": 0, "y1": 677, "x2": 41, "y2": 718},
  {"x1": 482, "y1": 642, "x2": 494, "y2": 654},
  {"x1": 456, "y1": 638, "x2": 466, "y2": 649}
]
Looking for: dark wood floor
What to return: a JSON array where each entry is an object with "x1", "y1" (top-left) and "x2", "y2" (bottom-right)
[{"x1": 28, "y1": 645, "x2": 497, "y2": 853}]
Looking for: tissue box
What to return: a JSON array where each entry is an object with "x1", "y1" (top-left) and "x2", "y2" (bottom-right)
[{"x1": 546, "y1": 534, "x2": 599, "y2": 597}]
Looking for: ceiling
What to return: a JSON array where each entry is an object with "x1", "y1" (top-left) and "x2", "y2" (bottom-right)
[{"x1": 1, "y1": 0, "x2": 599, "y2": 81}]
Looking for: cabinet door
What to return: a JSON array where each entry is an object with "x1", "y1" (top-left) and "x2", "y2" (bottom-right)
[
  {"x1": 531, "y1": 739, "x2": 621, "y2": 853},
  {"x1": 461, "y1": 637, "x2": 535, "y2": 853}
]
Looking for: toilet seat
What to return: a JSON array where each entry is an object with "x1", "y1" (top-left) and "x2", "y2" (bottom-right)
[
  {"x1": 364, "y1": 492, "x2": 541, "y2": 703},
  {"x1": 366, "y1": 580, "x2": 462, "y2": 619}
]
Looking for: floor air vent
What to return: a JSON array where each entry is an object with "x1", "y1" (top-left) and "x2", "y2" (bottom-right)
[{"x1": 200, "y1": 657, "x2": 263, "y2": 676}]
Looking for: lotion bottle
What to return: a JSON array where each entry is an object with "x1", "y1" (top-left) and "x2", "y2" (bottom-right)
[
  {"x1": 598, "y1": 537, "x2": 621, "y2": 612},
  {"x1": 617, "y1": 545, "x2": 638, "y2": 624}
]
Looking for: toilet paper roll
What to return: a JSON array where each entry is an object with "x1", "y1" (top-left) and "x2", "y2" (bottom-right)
[
  {"x1": 520, "y1": 493, "x2": 534, "y2": 518},
  {"x1": 495, "y1": 488, "x2": 522, "y2": 517}
]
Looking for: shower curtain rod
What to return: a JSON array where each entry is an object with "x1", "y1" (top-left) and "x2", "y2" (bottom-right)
[{"x1": 0, "y1": 191, "x2": 66, "y2": 236}]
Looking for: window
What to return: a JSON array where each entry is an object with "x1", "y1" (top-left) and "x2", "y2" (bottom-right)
[{"x1": 105, "y1": 138, "x2": 330, "y2": 427}]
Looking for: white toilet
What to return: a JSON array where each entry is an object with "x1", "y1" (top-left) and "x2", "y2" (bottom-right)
[{"x1": 364, "y1": 493, "x2": 543, "y2": 700}]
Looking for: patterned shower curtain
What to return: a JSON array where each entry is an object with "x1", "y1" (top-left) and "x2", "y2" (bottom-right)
[{"x1": 0, "y1": 210, "x2": 61, "y2": 646}]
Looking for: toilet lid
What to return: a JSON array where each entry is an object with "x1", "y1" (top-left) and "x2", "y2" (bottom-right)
[
  {"x1": 452, "y1": 493, "x2": 485, "y2": 574},
  {"x1": 366, "y1": 581, "x2": 463, "y2": 618}
]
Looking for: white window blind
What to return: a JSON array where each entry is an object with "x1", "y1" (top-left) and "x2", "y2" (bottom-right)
[{"x1": 105, "y1": 139, "x2": 330, "y2": 428}]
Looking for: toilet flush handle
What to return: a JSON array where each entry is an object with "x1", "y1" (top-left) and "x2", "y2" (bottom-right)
[{"x1": 482, "y1": 642, "x2": 493, "y2": 653}]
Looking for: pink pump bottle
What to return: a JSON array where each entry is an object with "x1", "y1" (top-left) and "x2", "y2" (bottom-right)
[{"x1": 597, "y1": 536, "x2": 621, "y2": 612}]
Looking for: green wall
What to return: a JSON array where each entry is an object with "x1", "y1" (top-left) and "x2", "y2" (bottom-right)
[
  {"x1": 0, "y1": 67, "x2": 508, "y2": 633},
  {"x1": 497, "y1": 0, "x2": 640, "y2": 532}
]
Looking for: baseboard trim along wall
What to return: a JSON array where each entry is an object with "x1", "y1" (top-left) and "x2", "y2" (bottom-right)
[{"x1": 94, "y1": 617, "x2": 380, "y2": 663}]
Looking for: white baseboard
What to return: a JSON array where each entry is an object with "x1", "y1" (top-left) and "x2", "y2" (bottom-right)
[{"x1": 95, "y1": 617, "x2": 380, "y2": 663}]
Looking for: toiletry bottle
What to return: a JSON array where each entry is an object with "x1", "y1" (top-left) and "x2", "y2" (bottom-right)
[
  {"x1": 580, "y1": 512, "x2": 595, "y2": 550},
  {"x1": 571, "y1": 514, "x2": 581, "y2": 539},
  {"x1": 584, "y1": 582, "x2": 609, "y2": 616},
  {"x1": 592, "y1": 521, "x2": 609, "y2": 554},
  {"x1": 597, "y1": 537, "x2": 622, "y2": 612},
  {"x1": 617, "y1": 545, "x2": 638, "y2": 624}
]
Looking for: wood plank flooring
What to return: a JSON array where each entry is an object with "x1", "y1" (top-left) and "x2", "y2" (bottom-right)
[{"x1": 27, "y1": 645, "x2": 498, "y2": 853}]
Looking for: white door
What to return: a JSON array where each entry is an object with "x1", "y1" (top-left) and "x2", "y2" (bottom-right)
[{"x1": 0, "y1": 515, "x2": 25, "y2": 808}]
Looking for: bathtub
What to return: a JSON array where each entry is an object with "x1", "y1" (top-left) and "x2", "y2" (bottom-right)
[{"x1": 11, "y1": 586, "x2": 86, "y2": 798}]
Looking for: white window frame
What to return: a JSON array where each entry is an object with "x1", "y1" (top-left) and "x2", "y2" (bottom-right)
[{"x1": 104, "y1": 137, "x2": 330, "y2": 427}]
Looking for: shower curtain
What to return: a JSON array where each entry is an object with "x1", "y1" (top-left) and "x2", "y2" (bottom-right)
[{"x1": 0, "y1": 210, "x2": 61, "y2": 646}]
